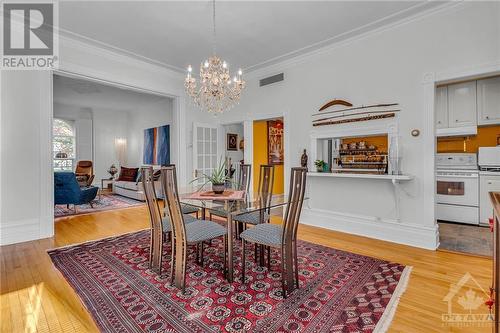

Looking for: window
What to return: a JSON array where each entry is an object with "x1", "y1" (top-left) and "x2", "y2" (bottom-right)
[{"x1": 53, "y1": 119, "x2": 76, "y2": 171}]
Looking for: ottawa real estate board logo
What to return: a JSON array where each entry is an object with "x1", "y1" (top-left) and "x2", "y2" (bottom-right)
[{"x1": 1, "y1": 2, "x2": 58, "y2": 69}]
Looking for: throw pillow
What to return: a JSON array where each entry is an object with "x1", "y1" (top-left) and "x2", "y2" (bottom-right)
[{"x1": 117, "y1": 167, "x2": 139, "y2": 182}]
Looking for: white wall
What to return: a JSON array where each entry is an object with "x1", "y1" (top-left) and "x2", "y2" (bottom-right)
[
  {"x1": 222, "y1": 123, "x2": 244, "y2": 165},
  {"x1": 54, "y1": 99, "x2": 174, "y2": 184},
  {"x1": 217, "y1": 2, "x2": 500, "y2": 249},
  {"x1": 92, "y1": 107, "x2": 129, "y2": 183},
  {"x1": 127, "y1": 98, "x2": 174, "y2": 168},
  {"x1": 0, "y1": 36, "x2": 188, "y2": 245}
]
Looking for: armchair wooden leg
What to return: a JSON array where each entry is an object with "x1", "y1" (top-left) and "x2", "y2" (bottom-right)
[
  {"x1": 200, "y1": 242, "x2": 204, "y2": 266},
  {"x1": 293, "y1": 240, "x2": 299, "y2": 289},
  {"x1": 259, "y1": 244, "x2": 265, "y2": 267},
  {"x1": 196, "y1": 243, "x2": 200, "y2": 264},
  {"x1": 281, "y1": 247, "x2": 287, "y2": 299},
  {"x1": 89, "y1": 201, "x2": 94, "y2": 208},
  {"x1": 223, "y1": 235, "x2": 227, "y2": 275},
  {"x1": 170, "y1": 234, "x2": 176, "y2": 285},
  {"x1": 241, "y1": 239, "x2": 246, "y2": 283},
  {"x1": 66, "y1": 204, "x2": 69, "y2": 209},
  {"x1": 267, "y1": 246, "x2": 271, "y2": 270}
]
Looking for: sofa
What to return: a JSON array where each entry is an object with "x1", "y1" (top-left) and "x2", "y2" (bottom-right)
[
  {"x1": 113, "y1": 179, "x2": 163, "y2": 201},
  {"x1": 113, "y1": 167, "x2": 163, "y2": 201},
  {"x1": 54, "y1": 172, "x2": 99, "y2": 209}
]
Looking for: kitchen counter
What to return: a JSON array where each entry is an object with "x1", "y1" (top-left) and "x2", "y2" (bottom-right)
[{"x1": 307, "y1": 172, "x2": 413, "y2": 182}]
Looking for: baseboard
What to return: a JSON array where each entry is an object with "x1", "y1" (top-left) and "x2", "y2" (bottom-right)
[
  {"x1": 0, "y1": 217, "x2": 51, "y2": 246},
  {"x1": 301, "y1": 208, "x2": 439, "y2": 250}
]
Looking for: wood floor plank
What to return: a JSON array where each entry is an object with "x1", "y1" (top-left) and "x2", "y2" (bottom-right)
[{"x1": 0, "y1": 205, "x2": 494, "y2": 332}]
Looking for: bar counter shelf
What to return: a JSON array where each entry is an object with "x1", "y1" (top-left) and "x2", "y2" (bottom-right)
[{"x1": 306, "y1": 171, "x2": 413, "y2": 182}]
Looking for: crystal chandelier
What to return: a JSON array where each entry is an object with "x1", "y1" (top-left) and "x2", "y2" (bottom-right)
[{"x1": 185, "y1": 0, "x2": 245, "y2": 115}]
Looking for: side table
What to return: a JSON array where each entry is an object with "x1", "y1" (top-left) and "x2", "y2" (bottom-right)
[{"x1": 99, "y1": 178, "x2": 115, "y2": 200}]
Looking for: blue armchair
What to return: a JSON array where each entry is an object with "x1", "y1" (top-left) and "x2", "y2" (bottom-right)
[{"x1": 54, "y1": 172, "x2": 98, "y2": 210}]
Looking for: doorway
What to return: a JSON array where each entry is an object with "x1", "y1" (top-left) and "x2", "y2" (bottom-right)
[
  {"x1": 52, "y1": 73, "x2": 175, "y2": 219},
  {"x1": 252, "y1": 118, "x2": 284, "y2": 194}
]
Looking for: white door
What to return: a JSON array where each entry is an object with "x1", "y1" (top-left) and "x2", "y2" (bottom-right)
[
  {"x1": 477, "y1": 77, "x2": 500, "y2": 126},
  {"x1": 448, "y1": 81, "x2": 477, "y2": 128},
  {"x1": 193, "y1": 123, "x2": 219, "y2": 186},
  {"x1": 435, "y1": 86, "x2": 448, "y2": 129}
]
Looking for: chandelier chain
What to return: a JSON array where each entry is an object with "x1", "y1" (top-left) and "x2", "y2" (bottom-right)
[
  {"x1": 212, "y1": 0, "x2": 216, "y2": 55},
  {"x1": 184, "y1": 0, "x2": 245, "y2": 115}
]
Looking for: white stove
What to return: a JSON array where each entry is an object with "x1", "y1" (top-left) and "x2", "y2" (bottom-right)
[
  {"x1": 436, "y1": 153, "x2": 479, "y2": 225},
  {"x1": 479, "y1": 147, "x2": 500, "y2": 225}
]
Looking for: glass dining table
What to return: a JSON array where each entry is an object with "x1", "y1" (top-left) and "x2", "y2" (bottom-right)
[{"x1": 179, "y1": 188, "x2": 301, "y2": 283}]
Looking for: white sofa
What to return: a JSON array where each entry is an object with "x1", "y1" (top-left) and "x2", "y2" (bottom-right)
[{"x1": 113, "y1": 179, "x2": 163, "y2": 201}]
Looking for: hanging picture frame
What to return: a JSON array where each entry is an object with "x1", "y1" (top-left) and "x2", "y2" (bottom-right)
[
  {"x1": 227, "y1": 133, "x2": 238, "y2": 151},
  {"x1": 267, "y1": 120, "x2": 284, "y2": 165}
]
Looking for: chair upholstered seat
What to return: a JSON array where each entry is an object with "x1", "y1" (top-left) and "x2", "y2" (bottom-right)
[
  {"x1": 185, "y1": 220, "x2": 227, "y2": 243},
  {"x1": 234, "y1": 211, "x2": 270, "y2": 225},
  {"x1": 181, "y1": 203, "x2": 199, "y2": 215},
  {"x1": 240, "y1": 223, "x2": 283, "y2": 247},
  {"x1": 161, "y1": 214, "x2": 197, "y2": 233}
]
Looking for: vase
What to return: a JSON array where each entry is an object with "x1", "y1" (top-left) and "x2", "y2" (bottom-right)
[{"x1": 212, "y1": 183, "x2": 225, "y2": 194}]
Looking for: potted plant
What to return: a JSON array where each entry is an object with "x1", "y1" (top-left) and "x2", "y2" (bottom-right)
[
  {"x1": 314, "y1": 160, "x2": 326, "y2": 172},
  {"x1": 191, "y1": 157, "x2": 231, "y2": 194}
]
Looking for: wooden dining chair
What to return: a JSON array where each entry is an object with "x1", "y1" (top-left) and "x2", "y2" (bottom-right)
[
  {"x1": 141, "y1": 166, "x2": 197, "y2": 274},
  {"x1": 240, "y1": 167, "x2": 307, "y2": 298},
  {"x1": 234, "y1": 164, "x2": 274, "y2": 228},
  {"x1": 161, "y1": 164, "x2": 200, "y2": 218},
  {"x1": 162, "y1": 166, "x2": 228, "y2": 292},
  {"x1": 209, "y1": 163, "x2": 252, "y2": 221}
]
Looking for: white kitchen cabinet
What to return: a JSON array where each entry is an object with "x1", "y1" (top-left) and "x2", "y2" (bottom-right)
[
  {"x1": 435, "y1": 86, "x2": 448, "y2": 129},
  {"x1": 477, "y1": 76, "x2": 500, "y2": 125},
  {"x1": 447, "y1": 81, "x2": 477, "y2": 128},
  {"x1": 480, "y1": 173, "x2": 500, "y2": 225}
]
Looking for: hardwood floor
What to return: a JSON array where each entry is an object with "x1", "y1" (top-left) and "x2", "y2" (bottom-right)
[{"x1": 0, "y1": 206, "x2": 493, "y2": 332}]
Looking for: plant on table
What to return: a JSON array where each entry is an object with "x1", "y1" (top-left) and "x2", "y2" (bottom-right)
[{"x1": 191, "y1": 156, "x2": 232, "y2": 194}]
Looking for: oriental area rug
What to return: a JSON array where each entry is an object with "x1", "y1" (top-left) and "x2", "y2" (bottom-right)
[
  {"x1": 54, "y1": 193, "x2": 144, "y2": 218},
  {"x1": 48, "y1": 230, "x2": 411, "y2": 332}
]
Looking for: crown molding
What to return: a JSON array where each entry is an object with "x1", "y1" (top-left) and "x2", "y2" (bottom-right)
[
  {"x1": 244, "y1": 1, "x2": 463, "y2": 80},
  {"x1": 58, "y1": 28, "x2": 186, "y2": 76}
]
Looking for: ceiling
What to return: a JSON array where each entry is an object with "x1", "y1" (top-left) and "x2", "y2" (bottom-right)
[
  {"x1": 59, "y1": 1, "x2": 445, "y2": 73},
  {"x1": 53, "y1": 75, "x2": 170, "y2": 111}
]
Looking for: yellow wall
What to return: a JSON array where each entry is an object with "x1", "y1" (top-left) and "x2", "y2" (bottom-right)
[
  {"x1": 437, "y1": 125, "x2": 500, "y2": 153},
  {"x1": 253, "y1": 120, "x2": 284, "y2": 194}
]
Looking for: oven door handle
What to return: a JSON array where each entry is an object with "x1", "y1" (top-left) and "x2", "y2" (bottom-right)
[{"x1": 436, "y1": 174, "x2": 479, "y2": 178}]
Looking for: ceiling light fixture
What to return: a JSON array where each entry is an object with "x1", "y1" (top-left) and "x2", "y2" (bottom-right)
[{"x1": 185, "y1": 0, "x2": 245, "y2": 115}]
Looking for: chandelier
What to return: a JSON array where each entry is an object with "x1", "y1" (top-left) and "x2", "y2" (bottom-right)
[{"x1": 185, "y1": 0, "x2": 245, "y2": 115}]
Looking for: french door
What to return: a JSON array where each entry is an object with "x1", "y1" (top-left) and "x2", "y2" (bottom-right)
[{"x1": 192, "y1": 123, "x2": 220, "y2": 186}]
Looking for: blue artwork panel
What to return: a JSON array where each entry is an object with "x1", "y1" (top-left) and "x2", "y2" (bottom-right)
[
  {"x1": 156, "y1": 125, "x2": 170, "y2": 165},
  {"x1": 143, "y1": 128, "x2": 154, "y2": 164}
]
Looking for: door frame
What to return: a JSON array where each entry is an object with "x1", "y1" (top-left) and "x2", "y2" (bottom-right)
[
  {"x1": 423, "y1": 61, "x2": 500, "y2": 242},
  {"x1": 49, "y1": 69, "x2": 185, "y2": 216},
  {"x1": 218, "y1": 111, "x2": 290, "y2": 195}
]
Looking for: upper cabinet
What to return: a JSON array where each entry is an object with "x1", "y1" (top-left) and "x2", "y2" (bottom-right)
[
  {"x1": 477, "y1": 77, "x2": 500, "y2": 126},
  {"x1": 447, "y1": 81, "x2": 477, "y2": 128},
  {"x1": 435, "y1": 86, "x2": 448, "y2": 129},
  {"x1": 435, "y1": 81, "x2": 477, "y2": 136}
]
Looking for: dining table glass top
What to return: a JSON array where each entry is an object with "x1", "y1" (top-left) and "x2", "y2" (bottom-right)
[{"x1": 179, "y1": 187, "x2": 303, "y2": 216}]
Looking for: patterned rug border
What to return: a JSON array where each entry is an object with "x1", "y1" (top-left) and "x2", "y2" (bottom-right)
[
  {"x1": 54, "y1": 195, "x2": 145, "y2": 219},
  {"x1": 47, "y1": 230, "x2": 413, "y2": 332},
  {"x1": 373, "y1": 266, "x2": 412, "y2": 332}
]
